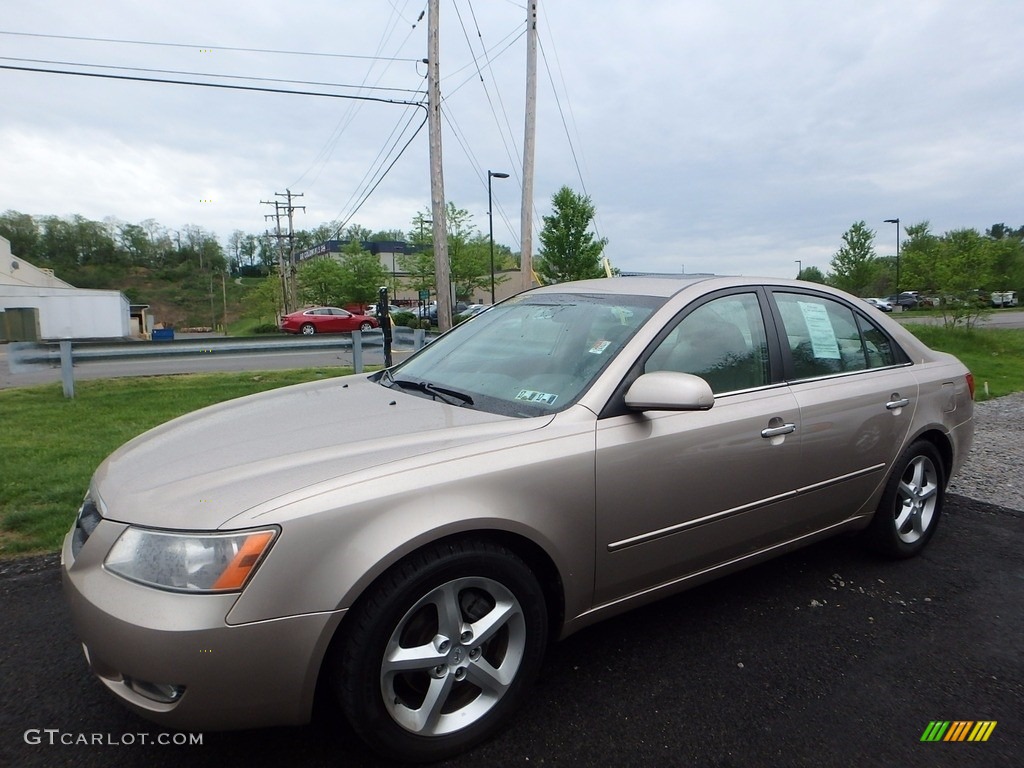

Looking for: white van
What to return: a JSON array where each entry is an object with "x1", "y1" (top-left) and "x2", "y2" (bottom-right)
[{"x1": 991, "y1": 290, "x2": 1018, "y2": 307}]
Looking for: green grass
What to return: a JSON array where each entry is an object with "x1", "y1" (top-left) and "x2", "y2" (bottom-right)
[
  {"x1": 0, "y1": 368, "x2": 350, "y2": 558},
  {"x1": 904, "y1": 325, "x2": 1024, "y2": 400}
]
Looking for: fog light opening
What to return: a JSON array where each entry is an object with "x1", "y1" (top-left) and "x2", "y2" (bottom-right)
[{"x1": 124, "y1": 676, "x2": 186, "y2": 704}]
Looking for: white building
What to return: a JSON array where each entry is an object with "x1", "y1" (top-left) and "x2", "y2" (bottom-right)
[{"x1": 0, "y1": 235, "x2": 131, "y2": 339}]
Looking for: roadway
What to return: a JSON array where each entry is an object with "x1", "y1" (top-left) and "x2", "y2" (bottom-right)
[
  {"x1": 0, "y1": 334, "x2": 412, "y2": 390},
  {"x1": 0, "y1": 495, "x2": 1018, "y2": 767}
]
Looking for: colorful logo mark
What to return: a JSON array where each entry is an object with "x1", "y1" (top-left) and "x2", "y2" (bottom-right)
[{"x1": 920, "y1": 721, "x2": 997, "y2": 742}]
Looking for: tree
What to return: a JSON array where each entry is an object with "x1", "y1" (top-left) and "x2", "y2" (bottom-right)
[
  {"x1": 243, "y1": 274, "x2": 284, "y2": 325},
  {"x1": 407, "y1": 211, "x2": 433, "y2": 248},
  {"x1": 901, "y1": 223, "x2": 995, "y2": 328},
  {"x1": 828, "y1": 221, "x2": 880, "y2": 295},
  {"x1": 535, "y1": 186, "x2": 608, "y2": 284},
  {"x1": 370, "y1": 229, "x2": 406, "y2": 242},
  {"x1": 797, "y1": 265, "x2": 827, "y2": 284},
  {"x1": 298, "y1": 257, "x2": 346, "y2": 307},
  {"x1": 344, "y1": 224, "x2": 372, "y2": 242},
  {"x1": 398, "y1": 250, "x2": 435, "y2": 298},
  {"x1": 0, "y1": 210, "x2": 41, "y2": 261},
  {"x1": 337, "y1": 239, "x2": 389, "y2": 307}
]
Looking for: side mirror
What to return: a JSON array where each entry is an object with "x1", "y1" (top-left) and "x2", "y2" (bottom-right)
[{"x1": 624, "y1": 371, "x2": 715, "y2": 412}]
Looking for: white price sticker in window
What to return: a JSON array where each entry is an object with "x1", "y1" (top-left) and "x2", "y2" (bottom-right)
[{"x1": 798, "y1": 301, "x2": 841, "y2": 359}]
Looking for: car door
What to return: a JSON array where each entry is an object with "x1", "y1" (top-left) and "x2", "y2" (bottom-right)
[
  {"x1": 769, "y1": 290, "x2": 917, "y2": 525},
  {"x1": 593, "y1": 291, "x2": 805, "y2": 605},
  {"x1": 326, "y1": 308, "x2": 353, "y2": 332}
]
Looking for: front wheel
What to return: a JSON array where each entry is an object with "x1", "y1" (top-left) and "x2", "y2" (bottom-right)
[
  {"x1": 334, "y1": 540, "x2": 548, "y2": 762},
  {"x1": 865, "y1": 440, "x2": 945, "y2": 558},
  {"x1": 359, "y1": 321, "x2": 374, "y2": 332}
]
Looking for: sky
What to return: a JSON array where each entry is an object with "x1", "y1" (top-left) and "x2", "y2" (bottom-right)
[{"x1": 2, "y1": 0, "x2": 1023, "y2": 278}]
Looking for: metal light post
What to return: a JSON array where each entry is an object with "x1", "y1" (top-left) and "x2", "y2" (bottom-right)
[
  {"x1": 884, "y1": 218, "x2": 901, "y2": 297},
  {"x1": 488, "y1": 171, "x2": 510, "y2": 304},
  {"x1": 795, "y1": 260, "x2": 802, "y2": 278}
]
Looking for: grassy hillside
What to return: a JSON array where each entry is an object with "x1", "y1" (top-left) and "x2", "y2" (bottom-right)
[{"x1": 61, "y1": 264, "x2": 261, "y2": 330}]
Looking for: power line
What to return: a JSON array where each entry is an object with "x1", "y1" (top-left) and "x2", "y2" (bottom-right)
[
  {"x1": 329, "y1": 111, "x2": 429, "y2": 239},
  {"x1": 0, "y1": 29, "x2": 423, "y2": 63},
  {"x1": 0, "y1": 64, "x2": 426, "y2": 107},
  {"x1": 288, "y1": 1, "x2": 427, "y2": 190},
  {"x1": 0, "y1": 56, "x2": 425, "y2": 95},
  {"x1": 537, "y1": 33, "x2": 600, "y2": 239}
]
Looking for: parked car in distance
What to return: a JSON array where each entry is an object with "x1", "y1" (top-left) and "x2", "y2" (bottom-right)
[
  {"x1": 991, "y1": 290, "x2": 1019, "y2": 308},
  {"x1": 279, "y1": 306, "x2": 379, "y2": 335},
  {"x1": 456, "y1": 303, "x2": 489, "y2": 321},
  {"x1": 64, "y1": 276, "x2": 974, "y2": 762},
  {"x1": 885, "y1": 291, "x2": 919, "y2": 309},
  {"x1": 366, "y1": 304, "x2": 401, "y2": 317},
  {"x1": 864, "y1": 297, "x2": 893, "y2": 312},
  {"x1": 424, "y1": 301, "x2": 469, "y2": 323}
]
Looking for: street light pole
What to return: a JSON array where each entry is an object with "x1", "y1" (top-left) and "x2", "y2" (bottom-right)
[
  {"x1": 488, "y1": 170, "x2": 510, "y2": 304},
  {"x1": 795, "y1": 260, "x2": 802, "y2": 278},
  {"x1": 884, "y1": 218, "x2": 901, "y2": 297}
]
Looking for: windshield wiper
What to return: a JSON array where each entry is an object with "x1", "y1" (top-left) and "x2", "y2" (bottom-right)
[{"x1": 389, "y1": 378, "x2": 475, "y2": 407}]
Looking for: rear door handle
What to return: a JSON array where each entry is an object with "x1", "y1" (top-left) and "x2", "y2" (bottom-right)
[
  {"x1": 761, "y1": 423, "x2": 796, "y2": 438},
  {"x1": 886, "y1": 397, "x2": 910, "y2": 410}
]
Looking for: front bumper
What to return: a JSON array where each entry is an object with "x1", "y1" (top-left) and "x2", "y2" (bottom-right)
[{"x1": 61, "y1": 522, "x2": 345, "y2": 731}]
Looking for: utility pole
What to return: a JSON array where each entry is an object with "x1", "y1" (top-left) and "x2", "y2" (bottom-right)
[
  {"x1": 520, "y1": 1, "x2": 538, "y2": 291},
  {"x1": 428, "y1": 0, "x2": 452, "y2": 331},
  {"x1": 261, "y1": 191, "x2": 304, "y2": 313},
  {"x1": 261, "y1": 201, "x2": 289, "y2": 313}
]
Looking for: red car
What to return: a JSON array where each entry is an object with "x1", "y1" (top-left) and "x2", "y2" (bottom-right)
[{"x1": 280, "y1": 307, "x2": 379, "y2": 335}]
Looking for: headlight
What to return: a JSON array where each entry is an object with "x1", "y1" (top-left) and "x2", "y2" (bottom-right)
[{"x1": 105, "y1": 527, "x2": 278, "y2": 593}]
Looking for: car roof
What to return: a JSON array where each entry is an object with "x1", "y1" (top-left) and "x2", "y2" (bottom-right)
[{"x1": 526, "y1": 275, "x2": 861, "y2": 300}]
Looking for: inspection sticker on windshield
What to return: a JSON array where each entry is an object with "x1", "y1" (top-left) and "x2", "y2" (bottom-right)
[
  {"x1": 516, "y1": 389, "x2": 558, "y2": 405},
  {"x1": 589, "y1": 339, "x2": 612, "y2": 354}
]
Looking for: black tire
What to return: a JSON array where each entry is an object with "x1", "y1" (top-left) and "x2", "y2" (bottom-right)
[
  {"x1": 359, "y1": 321, "x2": 374, "y2": 332},
  {"x1": 866, "y1": 440, "x2": 945, "y2": 558},
  {"x1": 334, "y1": 540, "x2": 547, "y2": 763},
  {"x1": 301, "y1": 323, "x2": 316, "y2": 335}
]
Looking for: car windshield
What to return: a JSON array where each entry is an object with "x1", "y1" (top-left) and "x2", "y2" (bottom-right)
[{"x1": 381, "y1": 292, "x2": 663, "y2": 417}]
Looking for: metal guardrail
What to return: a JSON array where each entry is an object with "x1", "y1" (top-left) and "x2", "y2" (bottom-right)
[{"x1": 9, "y1": 328, "x2": 433, "y2": 398}]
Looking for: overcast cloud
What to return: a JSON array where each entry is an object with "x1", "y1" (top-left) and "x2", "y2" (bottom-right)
[{"x1": 2, "y1": 0, "x2": 1023, "y2": 277}]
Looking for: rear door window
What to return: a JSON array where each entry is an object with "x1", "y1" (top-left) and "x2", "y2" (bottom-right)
[{"x1": 772, "y1": 292, "x2": 899, "y2": 379}]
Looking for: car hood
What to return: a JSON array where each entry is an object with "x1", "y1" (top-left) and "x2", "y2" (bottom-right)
[{"x1": 92, "y1": 375, "x2": 546, "y2": 530}]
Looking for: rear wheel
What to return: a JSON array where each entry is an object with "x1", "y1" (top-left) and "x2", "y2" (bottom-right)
[
  {"x1": 301, "y1": 323, "x2": 316, "y2": 335},
  {"x1": 866, "y1": 440, "x2": 945, "y2": 558},
  {"x1": 334, "y1": 540, "x2": 547, "y2": 762}
]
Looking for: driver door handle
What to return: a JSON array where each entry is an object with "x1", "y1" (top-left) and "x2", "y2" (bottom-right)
[{"x1": 761, "y1": 422, "x2": 796, "y2": 438}]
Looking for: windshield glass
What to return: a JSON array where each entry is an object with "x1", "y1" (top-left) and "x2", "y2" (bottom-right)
[{"x1": 381, "y1": 292, "x2": 663, "y2": 417}]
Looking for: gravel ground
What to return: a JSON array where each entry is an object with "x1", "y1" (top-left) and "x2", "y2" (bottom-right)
[{"x1": 947, "y1": 391, "x2": 1024, "y2": 511}]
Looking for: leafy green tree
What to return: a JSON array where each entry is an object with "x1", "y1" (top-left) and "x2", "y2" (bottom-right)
[
  {"x1": 407, "y1": 211, "x2": 434, "y2": 248},
  {"x1": 243, "y1": 274, "x2": 284, "y2": 324},
  {"x1": 985, "y1": 227, "x2": 1024, "y2": 294},
  {"x1": 398, "y1": 250, "x2": 435, "y2": 298},
  {"x1": 344, "y1": 224, "x2": 372, "y2": 242},
  {"x1": 337, "y1": 239, "x2": 389, "y2": 307},
  {"x1": 797, "y1": 265, "x2": 827, "y2": 284},
  {"x1": 298, "y1": 257, "x2": 346, "y2": 307},
  {"x1": 902, "y1": 223, "x2": 996, "y2": 328},
  {"x1": 0, "y1": 210, "x2": 41, "y2": 261},
  {"x1": 535, "y1": 186, "x2": 608, "y2": 284},
  {"x1": 370, "y1": 229, "x2": 406, "y2": 242},
  {"x1": 828, "y1": 221, "x2": 880, "y2": 295}
]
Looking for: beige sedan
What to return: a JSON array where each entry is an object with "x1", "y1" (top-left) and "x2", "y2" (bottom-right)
[{"x1": 63, "y1": 276, "x2": 974, "y2": 762}]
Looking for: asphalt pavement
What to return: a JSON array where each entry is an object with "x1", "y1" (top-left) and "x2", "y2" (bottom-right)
[{"x1": 1, "y1": 495, "x2": 1019, "y2": 768}]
